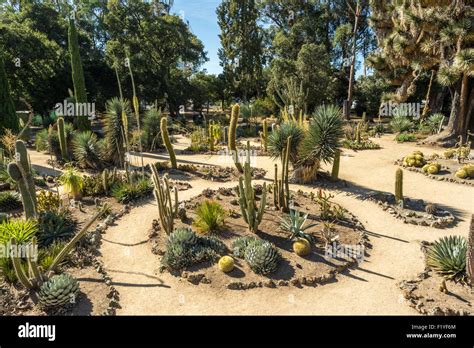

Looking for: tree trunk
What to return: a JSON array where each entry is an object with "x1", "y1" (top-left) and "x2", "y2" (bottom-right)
[{"x1": 345, "y1": 1, "x2": 360, "y2": 120}]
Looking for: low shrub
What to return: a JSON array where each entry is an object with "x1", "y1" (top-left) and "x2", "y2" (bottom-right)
[
  {"x1": 395, "y1": 133, "x2": 417, "y2": 142},
  {"x1": 111, "y1": 178, "x2": 153, "y2": 203}
]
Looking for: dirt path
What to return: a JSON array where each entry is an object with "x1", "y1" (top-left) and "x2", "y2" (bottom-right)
[{"x1": 30, "y1": 136, "x2": 473, "y2": 314}]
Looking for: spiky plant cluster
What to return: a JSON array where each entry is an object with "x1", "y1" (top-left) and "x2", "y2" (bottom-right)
[
  {"x1": 426, "y1": 236, "x2": 467, "y2": 283},
  {"x1": 72, "y1": 131, "x2": 103, "y2": 169},
  {"x1": 193, "y1": 200, "x2": 227, "y2": 234},
  {"x1": 231, "y1": 237, "x2": 281, "y2": 275},
  {"x1": 0, "y1": 219, "x2": 37, "y2": 245},
  {"x1": 279, "y1": 209, "x2": 317, "y2": 243},
  {"x1": 0, "y1": 191, "x2": 22, "y2": 212},
  {"x1": 59, "y1": 167, "x2": 83, "y2": 200},
  {"x1": 103, "y1": 97, "x2": 132, "y2": 166},
  {"x1": 37, "y1": 210, "x2": 76, "y2": 247},
  {"x1": 161, "y1": 228, "x2": 227, "y2": 271},
  {"x1": 142, "y1": 108, "x2": 163, "y2": 151},
  {"x1": 390, "y1": 114, "x2": 413, "y2": 134},
  {"x1": 111, "y1": 178, "x2": 153, "y2": 204},
  {"x1": 38, "y1": 273, "x2": 79, "y2": 308},
  {"x1": 268, "y1": 122, "x2": 304, "y2": 165}
]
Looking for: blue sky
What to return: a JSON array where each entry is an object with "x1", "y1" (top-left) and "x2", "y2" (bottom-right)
[{"x1": 171, "y1": 0, "x2": 222, "y2": 75}]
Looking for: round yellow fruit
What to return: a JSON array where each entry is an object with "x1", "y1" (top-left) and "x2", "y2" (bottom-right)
[
  {"x1": 218, "y1": 256, "x2": 235, "y2": 273},
  {"x1": 293, "y1": 238, "x2": 311, "y2": 256},
  {"x1": 455, "y1": 169, "x2": 468, "y2": 179}
]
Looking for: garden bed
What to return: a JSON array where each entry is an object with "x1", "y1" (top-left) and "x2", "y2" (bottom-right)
[{"x1": 150, "y1": 188, "x2": 369, "y2": 290}]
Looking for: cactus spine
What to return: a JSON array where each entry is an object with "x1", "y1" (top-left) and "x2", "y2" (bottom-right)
[
  {"x1": 150, "y1": 164, "x2": 178, "y2": 235},
  {"x1": 259, "y1": 118, "x2": 268, "y2": 152},
  {"x1": 160, "y1": 117, "x2": 177, "y2": 169},
  {"x1": 331, "y1": 149, "x2": 341, "y2": 182},
  {"x1": 237, "y1": 142, "x2": 267, "y2": 233},
  {"x1": 7, "y1": 140, "x2": 37, "y2": 219},
  {"x1": 229, "y1": 104, "x2": 243, "y2": 173},
  {"x1": 57, "y1": 117, "x2": 68, "y2": 160},
  {"x1": 273, "y1": 136, "x2": 290, "y2": 211},
  {"x1": 395, "y1": 168, "x2": 403, "y2": 203}
]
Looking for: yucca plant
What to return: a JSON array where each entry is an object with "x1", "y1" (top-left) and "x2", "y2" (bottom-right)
[
  {"x1": 390, "y1": 113, "x2": 414, "y2": 134},
  {"x1": 425, "y1": 113, "x2": 445, "y2": 134},
  {"x1": 72, "y1": 131, "x2": 103, "y2": 169},
  {"x1": 0, "y1": 219, "x2": 37, "y2": 245},
  {"x1": 279, "y1": 209, "x2": 317, "y2": 242},
  {"x1": 103, "y1": 97, "x2": 132, "y2": 166},
  {"x1": 295, "y1": 105, "x2": 344, "y2": 183},
  {"x1": 142, "y1": 108, "x2": 163, "y2": 151},
  {"x1": 111, "y1": 178, "x2": 153, "y2": 204},
  {"x1": 59, "y1": 167, "x2": 83, "y2": 200},
  {"x1": 268, "y1": 121, "x2": 305, "y2": 165},
  {"x1": 193, "y1": 200, "x2": 227, "y2": 233},
  {"x1": 426, "y1": 236, "x2": 467, "y2": 283}
]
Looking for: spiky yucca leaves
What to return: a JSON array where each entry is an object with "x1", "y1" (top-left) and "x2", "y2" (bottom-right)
[
  {"x1": 161, "y1": 228, "x2": 227, "y2": 271},
  {"x1": 104, "y1": 98, "x2": 132, "y2": 166},
  {"x1": 279, "y1": 209, "x2": 317, "y2": 242},
  {"x1": 38, "y1": 273, "x2": 79, "y2": 308},
  {"x1": 426, "y1": 236, "x2": 467, "y2": 283},
  {"x1": 0, "y1": 219, "x2": 37, "y2": 245},
  {"x1": 295, "y1": 105, "x2": 344, "y2": 183},
  {"x1": 111, "y1": 179, "x2": 153, "y2": 204},
  {"x1": 193, "y1": 200, "x2": 227, "y2": 233},
  {"x1": 72, "y1": 131, "x2": 103, "y2": 169},
  {"x1": 59, "y1": 167, "x2": 83, "y2": 200},
  {"x1": 390, "y1": 113, "x2": 414, "y2": 133},
  {"x1": 244, "y1": 239, "x2": 281, "y2": 275},
  {"x1": 142, "y1": 108, "x2": 163, "y2": 151},
  {"x1": 0, "y1": 191, "x2": 22, "y2": 212},
  {"x1": 268, "y1": 122, "x2": 304, "y2": 165},
  {"x1": 425, "y1": 113, "x2": 445, "y2": 134}
]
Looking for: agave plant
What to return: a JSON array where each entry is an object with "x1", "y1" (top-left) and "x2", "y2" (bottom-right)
[
  {"x1": 103, "y1": 97, "x2": 133, "y2": 166},
  {"x1": 425, "y1": 113, "x2": 445, "y2": 134},
  {"x1": 294, "y1": 105, "x2": 344, "y2": 183},
  {"x1": 72, "y1": 131, "x2": 103, "y2": 169},
  {"x1": 426, "y1": 236, "x2": 467, "y2": 283},
  {"x1": 59, "y1": 167, "x2": 83, "y2": 200},
  {"x1": 279, "y1": 209, "x2": 317, "y2": 242},
  {"x1": 268, "y1": 121, "x2": 305, "y2": 165},
  {"x1": 142, "y1": 108, "x2": 163, "y2": 151}
]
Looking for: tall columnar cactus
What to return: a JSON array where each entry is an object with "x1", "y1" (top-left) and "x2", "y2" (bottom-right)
[
  {"x1": 208, "y1": 121, "x2": 220, "y2": 151},
  {"x1": 259, "y1": 118, "x2": 268, "y2": 152},
  {"x1": 7, "y1": 140, "x2": 37, "y2": 219},
  {"x1": 355, "y1": 122, "x2": 361, "y2": 144},
  {"x1": 273, "y1": 136, "x2": 290, "y2": 211},
  {"x1": 57, "y1": 117, "x2": 68, "y2": 160},
  {"x1": 237, "y1": 142, "x2": 267, "y2": 233},
  {"x1": 150, "y1": 163, "x2": 178, "y2": 235},
  {"x1": 229, "y1": 104, "x2": 243, "y2": 173},
  {"x1": 395, "y1": 168, "x2": 403, "y2": 203},
  {"x1": 102, "y1": 168, "x2": 117, "y2": 195},
  {"x1": 160, "y1": 117, "x2": 177, "y2": 169},
  {"x1": 331, "y1": 149, "x2": 341, "y2": 182},
  {"x1": 467, "y1": 214, "x2": 473, "y2": 288}
]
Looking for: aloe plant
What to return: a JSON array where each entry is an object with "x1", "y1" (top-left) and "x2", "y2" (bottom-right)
[{"x1": 279, "y1": 209, "x2": 317, "y2": 242}]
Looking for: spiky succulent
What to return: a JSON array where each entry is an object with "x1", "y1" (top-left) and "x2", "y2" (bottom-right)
[
  {"x1": 231, "y1": 235, "x2": 259, "y2": 258},
  {"x1": 426, "y1": 236, "x2": 467, "y2": 283},
  {"x1": 268, "y1": 122, "x2": 305, "y2": 165},
  {"x1": 244, "y1": 239, "x2": 281, "y2": 275},
  {"x1": 0, "y1": 191, "x2": 22, "y2": 212},
  {"x1": 103, "y1": 97, "x2": 132, "y2": 165},
  {"x1": 37, "y1": 211, "x2": 76, "y2": 247},
  {"x1": 390, "y1": 113, "x2": 413, "y2": 134},
  {"x1": 38, "y1": 273, "x2": 79, "y2": 308},
  {"x1": 72, "y1": 131, "x2": 103, "y2": 169},
  {"x1": 161, "y1": 228, "x2": 227, "y2": 271},
  {"x1": 279, "y1": 209, "x2": 317, "y2": 242}
]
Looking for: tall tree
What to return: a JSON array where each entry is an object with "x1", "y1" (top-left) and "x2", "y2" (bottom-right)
[
  {"x1": 0, "y1": 53, "x2": 18, "y2": 134},
  {"x1": 217, "y1": 0, "x2": 264, "y2": 102},
  {"x1": 68, "y1": 16, "x2": 90, "y2": 131},
  {"x1": 368, "y1": 0, "x2": 473, "y2": 144}
]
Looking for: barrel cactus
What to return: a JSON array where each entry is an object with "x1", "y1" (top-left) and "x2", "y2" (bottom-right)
[
  {"x1": 244, "y1": 239, "x2": 280, "y2": 275},
  {"x1": 422, "y1": 162, "x2": 441, "y2": 174},
  {"x1": 38, "y1": 273, "x2": 79, "y2": 308},
  {"x1": 218, "y1": 256, "x2": 235, "y2": 273},
  {"x1": 403, "y1": 151, "x2": 425, "y2": 168},
  {"x1": 293, "y1": 237, "x2": 311, "y2": 256}
]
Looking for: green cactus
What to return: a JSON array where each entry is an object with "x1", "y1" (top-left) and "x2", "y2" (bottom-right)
[
  {"x1": 273, "y1": 136, "x2": 290, "y2": 211},
  {"x1": 395, "y1": 168, "x2": 403, "y2": 203},
  {"x1": 7, "y1": 140, "x2": 37, "y2": 219},
  {"x1": 259, "y1": 118, "x2": 268, "y2": 152},
  {"x1": 244, "y1": 239, "x2": 280, "y2": 275},
  {"x1": 208, "y1": 121, "x2": 221, "y2": 151},
  {"x1": 237, "y1": 142, "x2": 267, "y2": 233},
  {"x1": 38, "y1": 273, "x2": 79, "y2": 308},
  {"x1": 57, "y1": 117, "x2": 68, "y2": 160},
  {"x1": 229, "y1": 104, "x2": 243, "y2": 173},
  {"x1": 355, "y1": 123, "x2": 361, "y2": 144},
  {"x1": 150, "y1": 164, "x2": 178, "y2": 235},
  {"x1": 331, "y1": 148, "x2": 341, "y2": 182},
  {"x1": 160, "y1": 117, "x2": 177, "y2": 169}
]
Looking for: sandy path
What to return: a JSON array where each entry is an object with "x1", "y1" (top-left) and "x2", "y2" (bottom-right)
[{"x1": 29, "y1": 135, "x2": 473, "y2": 314}]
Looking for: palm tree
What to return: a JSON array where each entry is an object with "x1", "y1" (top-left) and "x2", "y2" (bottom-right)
[{"x1": 293, "y1": 105, "x2": 344, "y2": 183}]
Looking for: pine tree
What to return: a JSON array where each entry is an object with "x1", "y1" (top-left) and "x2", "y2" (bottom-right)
[
  {"x1": 68, "y1": 17, "x2": 90, "y2": 131},
  {"x1": 0, "y1": 54, "x2": 18, "y2": 134}
]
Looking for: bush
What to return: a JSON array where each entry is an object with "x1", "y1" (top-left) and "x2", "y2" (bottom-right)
[
  {"x1": 188, "y1": 127, "x2": 208, "y2": 152},
  {"x1": 0, "y1": 219, "x2": 37, "y2": 245},
  {"x1": 424, "y1": 113, "x2": 445, "y2": 134},
  {"x1": 193, "y1": 200, "x2": 226, "y2": 233},
  {"x1": 72, "y1": 131, "x2": 103, "y2": 169},
  {"x1": 111, "y1": 178, "x2": 153, "y2": 203},
  {"x1": 35, "y1": 129, "x2": 50, "y2": 152},
  {"x1": 0, "y1": 191, "x2": 22, "y2": 212},
  {"x1": 426, "y1": 236, "x2": 467, "y2": 283},
  {"x1": 37, "y1": 190, "x2": 60, "y2": 212},
  {"x1": 395, "y1": 133, "x2": 417, "y2": 142},
  {"x1": 37, "y1": 210, "x2": 76, "y2": 247}
]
